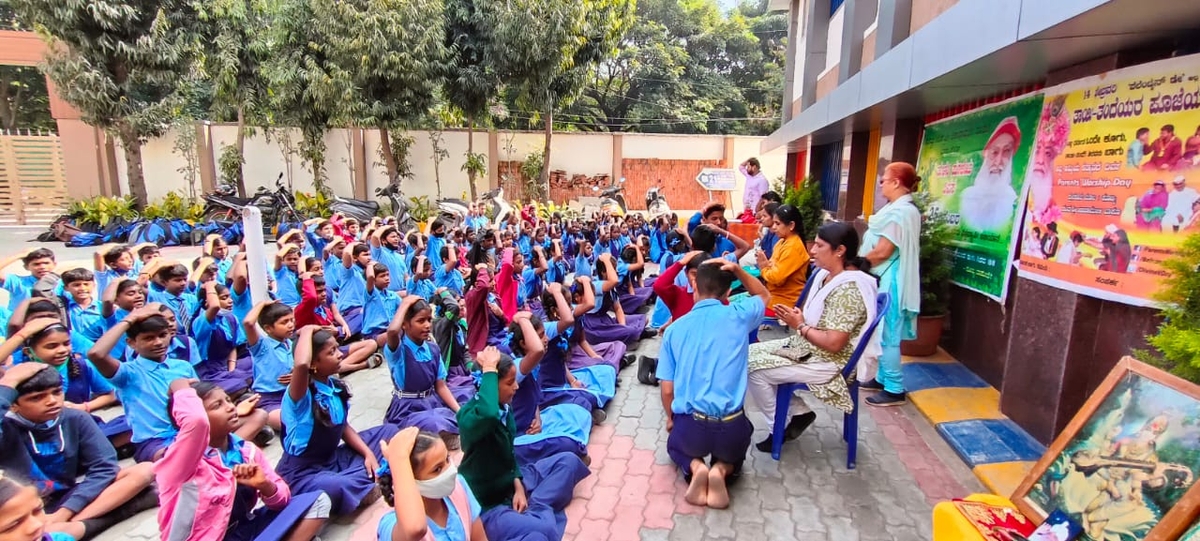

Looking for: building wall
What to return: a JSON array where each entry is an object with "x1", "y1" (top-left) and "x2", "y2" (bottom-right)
[
  {"x1": 909, "y1": 0, "x2": 958, "y2": 36},
  {"x1": 815, "y1": 67, "x2": 841, "y2": 101},
  {"x1": 825, "y1": 6, "x2": 845, "y2": 72},
  {"x1": 861, "y1": 27, "x2": 877, "y2": 69}
]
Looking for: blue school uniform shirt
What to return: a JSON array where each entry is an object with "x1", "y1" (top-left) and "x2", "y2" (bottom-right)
[
  {"x1": 760, "y1": 230, "x2": 780, "y2": 259},
  {"x1": 336, "y1": 263, "x2": 367, "y2": 311},
  {"x1": 323, "y1": 255, "x2": 344, "y2": 294},
  {"x1": 67, "y1": 300, "x2": 106, "y2": 343},
  {"x1": 371, "y1": 246, "x2": 409, "y2": 292},
  {"x1": 363, "y1": 287, "x2": 402, "y2": 337},
  {"x1": 305, "y1": 227, "x2": 330, "y2": 260},
  {"x1": 433, "y1": 266, "x2": 465, "y2": 296},
  {"x1": 109, "y1": 355, "x2": 198, "y2": 443},
  {"x1": 574, "y1": 255, "x2": 593, "y2": 278},
  {"x1": 407, "y1": 277, "x2": 436, "y2": 301},
  {"x1": 149, "y1": 288, "x2": 199, "y2": 333},
  {"x1": 105, "y1": 308, "x2": 131, "y2": 360},
  {"x1": 546, "y1": 260, "x2": 568, "y2": 284},
  {"x1": 2, "y1": 275, "x2": 39, "y2": 311},
  {"x1": 385, "y1": 336, "x2": 446, "y2": 389},
  {"x1": 55, "y1": 357, "x2": 115, "y2": 400},
  {"x1": 376, "y1": 479, "x2": 481, "y2": 541},
  {"x1": 192, "y1": 311, "x2": 245, "y2": 356},
  {"x1": 214, "y1": 257, "x2": 234, "y2": 285},
  {"x1": 249, "y1": 335, "x2": 293, "y2": 394},
  {"x1": 519, "y1": 268, "x2": 539, "y2": 301},
  {"x1": 656, "y1": 295, "x2": 765, "y2": 417},
  {"x1": 281, "y1": 378, "x2": 346, "y2": 455},
  {"x1": 275, "y1": 267, "x2": 301, "y2": 307},
  {"x1": 230, "y1": 286, "x2": 253, "y2": 324},
  {"x1": 95, "y1": 268, "x2": 137, "y2": 294},
  {"x1": 426, "y1": 235, "x2": 446, "y2": 266}
]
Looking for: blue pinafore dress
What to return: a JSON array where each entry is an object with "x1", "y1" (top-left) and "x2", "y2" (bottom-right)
[
  {"x1": 60, "y1": 355, "x2": 130, "y2": 441},
  {"x1": 383, "y1": 339, "x2": 472, "y2": 434},
  {"x1": 275, "y1": 381, "x2": 397, "y2": 515},
  {"x1": 195, "y1": 312, "x2": 254, "y2": 396}
]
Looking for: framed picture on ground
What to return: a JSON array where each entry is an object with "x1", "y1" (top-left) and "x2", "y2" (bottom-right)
[{"x1": 1013, "y1": 357, "x2": 1200, "y2": 541}]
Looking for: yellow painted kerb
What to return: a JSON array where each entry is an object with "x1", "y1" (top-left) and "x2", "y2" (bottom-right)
[{"x1": 908, "y1": 386, "x2": 1003, "y2": 425}]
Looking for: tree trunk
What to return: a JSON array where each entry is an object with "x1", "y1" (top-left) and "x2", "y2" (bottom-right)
[
  {"x1": 117, "y1": 123, "x2": 149, "y2": 208},
  {"x1": 234, "y1": 106, "x2": 248, "y2": 197},
  {"x1": 379, "y1": 126, "x2": 399, "y2": 183},
  {"x1": 541, "y1": 109, "x2": 553, "y2": 200},
  {"x1": 466, "y1": 119, "x2": 478, "y2": 200}
]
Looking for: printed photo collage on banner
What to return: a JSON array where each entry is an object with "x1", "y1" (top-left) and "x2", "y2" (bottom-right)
[{"x1": 916, "y1": 53, "x2": 1200, "y2": 306}]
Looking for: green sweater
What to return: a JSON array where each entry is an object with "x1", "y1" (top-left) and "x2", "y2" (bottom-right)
[{"x1": 457, "y1": 371, "x2": 522, "y2": 510}]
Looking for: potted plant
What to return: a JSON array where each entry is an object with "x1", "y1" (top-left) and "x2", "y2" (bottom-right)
[
  {"x1": 900, "y1": 191, "x2": 954, "y2": 357},
  {"x1": 408, "y1": 195, "x2": 435, "y2": 233}
]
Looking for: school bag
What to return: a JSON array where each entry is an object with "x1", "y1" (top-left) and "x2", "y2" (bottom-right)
[
  {"x1": 67, "y1": 232, "x2": 105, "y2": 247},
  {"x1": 166, "y1": 219, "x2": 192, "y2": 246},
  {"x1": 128, "y1": 220, "x2": 168, "y2": 246},
  {"x1": 637, "y1": 355, "x2": 658, "y2": 386},
  {"x1": 101, "y1": 217, "x2": 136, "y2": 243}
]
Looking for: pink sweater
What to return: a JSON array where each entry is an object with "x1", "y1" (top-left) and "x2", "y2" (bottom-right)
[{"x1": 155, "y1": 388, "x2": 291, "y2": 541}]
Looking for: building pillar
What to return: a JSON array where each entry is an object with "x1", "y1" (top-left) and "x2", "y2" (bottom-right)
[
  {"x1": 350, "y1": 128, "x2": 368, "y2": 200},
  {"x1": 782, "y1": 0, "x2": 803, "y2": 122},
  {"x1": 838, "y1": 0, "x2": 877, "y2": 83},
  {"x1": 611, "y1": 134, "x2": 623, "y2": 182},
  {"x1": 873, "y1": 0, "x2": 912, "y2": 59},
  {"x1": 487, "y1": 130, "x2": 500, "y2": 190},
  {"x1": 196, "y1": 122, "x2": 216, "y2": 194},
  {"x1": 800, "y1": 0, "x2": 829, "y2": 110},
  {"x1": 842, "y1": 130, "x2": 871, "y2": 220}
]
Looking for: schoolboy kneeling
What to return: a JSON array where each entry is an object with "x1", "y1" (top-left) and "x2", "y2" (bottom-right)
[{"x1": 656, "y1": 259, "x2": 768, "y2": 509}]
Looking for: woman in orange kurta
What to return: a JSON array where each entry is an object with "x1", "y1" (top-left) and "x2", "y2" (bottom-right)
[{"x1": 755, "y1": 204, "x2": 811, "y2": 311}]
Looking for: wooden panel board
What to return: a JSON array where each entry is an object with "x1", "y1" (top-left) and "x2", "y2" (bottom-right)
[{"x1": 0, "y1": 134, "x2": 69, "y2": 226}]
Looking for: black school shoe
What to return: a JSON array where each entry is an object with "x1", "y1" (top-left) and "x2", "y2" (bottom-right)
[
  {"x1": 621, "y1": 354, "x2": 638, "y2": 369},
  {"x1": 754, "y1": 412, "x2": 817, "y2": 453},
  {"x1": 253, "y1": 427, "x2": 276, "y2": 448},
  {"x1": 866, "y1": 391, "x2": 907, "y2": 407},
  {"x1": 637, "y1": 355, "x2": 659, "y2": 386},
  {"x1": 640, "y1": 327, "x2": 658, "y2": 340},
  {"x1": 859, "y1": 379, "x2": 884, "y2": 392}
]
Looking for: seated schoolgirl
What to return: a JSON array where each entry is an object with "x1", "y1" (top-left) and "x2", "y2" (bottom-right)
[
  {"x1": 274, "y1": 246, "x2": 305, "y2": 308},
  {"x1": 616, "y1": 242, "x2": 653, "y2": 315},
  {"x1": 243, "y1": 300, "x2": 298, "y2": 431},
  {"x1": 277, "y1": 326, "x2": 398, "y2": 516},
  {"x1": 506, "y1": 313, "x2": 584, "y2": 463},
  {"x1": 336, "y1": 242, "x2": 372, "y2": 338},
  {"x1": 202, "y1": 235, "x2": 236, "y2": 285},
  {"x1": 159, "y1": 379, "x2": 331, "y2": 541},
  {"x1": 538, "y1": 283, "x2": 616, "y2": 409},
  {"x1": 321, "y1": 237, "x2": 347, "y2": 299},
  {"x1": 294, "y1": 273, "x2": 378, "y2": 374},
  {"x1": 545, "y1": 239, "x2": 569, "y2": 285},
  {"x1": 364, "y1": 263, "x2": 403, "y2": 343},
  {"x1": 519, "y1": 246, "x2": 547, "y2": 319},
  {"x1": 376, "y1": 427, "x2": 486, "y2": 541},
  {"x1": 0, "y1": 362, "x2": 156, "y2": 541},
  {"x1": 382, "y1": 296, "x2": 473, "y2": 442},
  {"x1": 649, "y1": 231, "x2": 690, "y2": 331},
  {"x1": 544, "y1": 281, "x2": 630, "y2": 373},
  {"x1": 0, "y1": 471, "x2": 84, "y2": 541},
  {"x1": 573, "y1": 239, "x2": 594, "y2": 278},
  {"x1": 429, "y1": 293, "x2": 474, "y2": 392},
  {"x1": 576, "y1": 254, "x2": 650, "y2": 346},
  {"x1": 192, "y1": 281, "x2": 254, "y2": 396},
  {"x1": 456, "y1": 347, "x2": 590, "y2": 541}
]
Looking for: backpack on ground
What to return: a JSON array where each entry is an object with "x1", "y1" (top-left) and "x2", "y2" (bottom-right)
[
  {"x1": 67, "y1": 232, "x2": 105, "y2": 247},
  {"x1": 129, "y1": 220, "x2": 168, "y2": 246}
]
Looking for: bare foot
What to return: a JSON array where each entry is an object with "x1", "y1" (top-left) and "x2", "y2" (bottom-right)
[
  {"x1": 685, "y1": 459, "x2": 709, "y2": 506},
  {"x1": 707, "y1": 463, "x2": 730, "y2": 509}
]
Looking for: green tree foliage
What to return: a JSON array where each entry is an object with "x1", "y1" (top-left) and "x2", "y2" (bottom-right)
[
  {"x1": 912, "y1": 191, "x2": 954, "y2": 317},
  {"x1": 320, "y1": 0, "x2": 448, "y2": 184},
  {"x1": 263, "y1": 0, "x2": 341, "y2": 195},
  {"x1": 1146, "y1": 234, "x2": 1200, "y2": 382},
  {"x1": 0, "y1": 66, "x2": 54, "y2": 132},
  {"x1": 443, "y1": 0, "x2": 504, "y2": 199},
  {"x1": 492, "y1": 0, "x2": 635, "y2": 188},
  {"x1": 775, "y1": 176, "x2": 824, "y2": 244},
  {"x1": 10, "y1": 0, "x2": 200, "y2": 207},
  {"x1": 194, "y1": 0, "x2": 273, "y2": 197},
  {"x1": 564, "y1": 0, "x2": 785, "y2": 135}
]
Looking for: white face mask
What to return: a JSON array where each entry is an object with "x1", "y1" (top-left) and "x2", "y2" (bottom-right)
[{"x1": 415, "y1": 463, "x2": 458, "y2": 499}]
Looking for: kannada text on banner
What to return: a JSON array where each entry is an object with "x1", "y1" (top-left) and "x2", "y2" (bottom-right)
[
  {"x1": 917, "y1": 95, "x2": 1043, "y2": 301},
  {"x1": 1018, "y1": 54, "x2": 1200, "y2": 307}
]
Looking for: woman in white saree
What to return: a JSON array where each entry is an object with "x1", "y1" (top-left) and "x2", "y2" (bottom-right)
[{"x1": 746, "y1": 221, "x2": 880, "y2": 453}]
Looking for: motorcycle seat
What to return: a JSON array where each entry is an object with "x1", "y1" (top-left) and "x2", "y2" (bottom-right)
[
  {"x1": 334, "y1": 198, "x2": 380, "y2": 210},
  {"x1": 211, "y1": 194, "x2": 254, "y2": 206}
]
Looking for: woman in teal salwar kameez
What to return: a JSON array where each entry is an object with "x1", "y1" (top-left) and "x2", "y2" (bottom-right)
[{"x1": 860, "y1": 162, "x2": 922, "y2": 407}]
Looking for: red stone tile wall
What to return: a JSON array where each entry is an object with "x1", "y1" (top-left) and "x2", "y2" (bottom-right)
[{"x1": 497, "y1": 159, "x2": 731, "y2": 212}]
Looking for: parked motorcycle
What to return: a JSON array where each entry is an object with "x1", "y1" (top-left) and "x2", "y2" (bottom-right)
[
  {"x1": 436, "y1": 197, "x2": 471, "y2": 229},
  {"x1": 329, "y1": 182, "x2": 417, "y2": 232},
  {"x1": 593, "y1": 177, "x2": 628, "y2": 217},
  {"x1": 202, "y1": 173, "x2": 301, "y2": 239},
  {"x1": 645, "y1": 180, "x2": 671, "y2": 219},
  {"x1": 479, "y1": 187, "x2": 514, "y2": 227}
]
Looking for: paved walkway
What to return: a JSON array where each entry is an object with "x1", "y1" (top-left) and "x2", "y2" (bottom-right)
[{"x1": 0, "y1": 231, "x2": 984, "y2": 541}]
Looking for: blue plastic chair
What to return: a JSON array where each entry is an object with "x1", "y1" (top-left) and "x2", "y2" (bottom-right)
[{"x1": 769, "y1": 291, "x2": 891, "y2": 469}]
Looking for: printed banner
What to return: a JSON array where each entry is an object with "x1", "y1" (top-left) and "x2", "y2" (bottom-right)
[
  {"x1": 1018, "y1": 54, "x2": 1200, "y2": 307},
  {"x1": 916, "y1": 95, "x2": 1043, "y2": 301}
]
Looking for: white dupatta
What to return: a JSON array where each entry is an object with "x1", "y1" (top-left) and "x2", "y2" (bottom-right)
[{"x1": 800, "y1": 268, "x2": 881, "y2": 382}]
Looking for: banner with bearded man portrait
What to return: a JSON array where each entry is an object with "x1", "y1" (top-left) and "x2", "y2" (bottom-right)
[{"x1": 916, "y1": 94, "x2": 1043, "y2": 302}]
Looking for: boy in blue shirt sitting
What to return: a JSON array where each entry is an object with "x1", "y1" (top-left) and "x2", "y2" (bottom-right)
[
  {"x1": 656, "y1": 258, "x2": 767, "y2": 510},
  {"x1": 364, "y1": 262, "x2": 402, "y2": 343},
  {"x1": 146, "y1": 262, "x2": 199, "y2": 334},
  {"x1": 432, "y1": 245, "x2": 465, "y2": 296},
  {"x1": 243, "y1": 300, "x2": 297, "y2": 431},
  {"x1": 407, "y1": 256, "x2": 437, "y2": 301},
  {"x1": 0, "y1": 248, "x2": 57, "y2": 312},
  {"x1": 62, "y1": 268, "x2": 106, "y2": 343}
]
